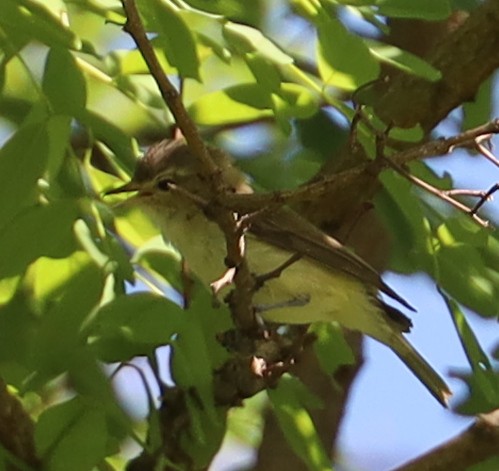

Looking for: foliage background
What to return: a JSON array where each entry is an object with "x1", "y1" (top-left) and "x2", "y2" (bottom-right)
[{"x1": 0, "y1": 0, "x2": 498, "y2": 470}]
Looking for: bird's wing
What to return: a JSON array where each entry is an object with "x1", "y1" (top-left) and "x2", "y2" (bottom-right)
[{"x1": 249, "y1": 207, "x2": 414, "y2": 312}]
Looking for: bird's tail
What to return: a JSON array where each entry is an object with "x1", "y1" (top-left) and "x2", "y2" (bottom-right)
[{"x1": 381, "y1": 332, "x2": 452, "y2": 407}]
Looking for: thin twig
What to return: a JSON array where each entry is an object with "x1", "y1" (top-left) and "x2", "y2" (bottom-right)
[
  {"x1": 475, "y1": 136, "x2": 499, "y2": 167},
  {"x1": 121, "y1": 0, "x2": 218, "y2": 178},
  {"x1": 393, "y1": 119, "x2": 499, "y2": 166},
  {"x1": 383, "y1": 157, "x2": 490, "y2": 227},
  {"x1": 120, "y1": 0, "x2": 257, "y2": 330},
  {"x1": 392, "y1": 409, "x2": 499, "y2": 471},
  {"x1": 217, "y1": 121, "x2": 499, "y2": 217},
  {"x1": 470, "y1": 182, "x2": 499, "y2": 215},
  {"x1": 443, "y1": 189, "x2": 488, "y2": 198}
]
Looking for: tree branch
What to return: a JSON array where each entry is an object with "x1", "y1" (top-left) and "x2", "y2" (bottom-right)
[
  {"x1": 120, "y1": 0, "x2": 257, "y2": 330},
  {"x1": 392, "y1": 409, "x2": 499, "y2": 471},
  {"x1": 374, "y1": 0, "x2": 499, "y2": 131}
]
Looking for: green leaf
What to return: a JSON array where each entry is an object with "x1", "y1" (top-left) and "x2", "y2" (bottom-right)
[
  {"x1": 273, "y1": 83, "x2": 318, "y2": 120},
  {"x1": 74, "y1": 219, "x2": 112, "y2": 270},
  {"x1": 434, "y1": 218, "x2": 499, "y2": 317},
  {"x1": 246, "y1": 53, "x2": 282, "y2": 94},
  {"x1": 370, "y1": 43, "x2": 442, "y2": 82},
  {"x1": 376, "y1": 0, "x2": 452, "y2": 20},
  {"x1": 141, "y1": 0, "x2": 200, "y2": 80},
  {"x1": 27, "y1": 251, "x2": 93, "y2": 305},
  {"x1": 169, "y1": 291, "x2": 230, "y2": 466},
  {"x1": 35, "y1": 398, "x2": 108, "y2": 471},
  {"x1": 178, "y1": 9, "x2": 229, "y2": 61},
  {"x1": 0, "y1": 293, "x2": 38, "y2": 388},
  {"x1": 79, "y1": 110, "x2": 137, "y2": 169},
  {"x1": 268, "y1": 376, "x2": 331, "y2": 471},
  {"x1": 376, "y1": 171, "x2": 431, "y2": 273},
  {"x1": 172, "y1": 290, "x2": 230, "y2": 392},
  {"x1": 43, "y1": 47, "x2": 87, "y2": 116},
  {"x1": 0, "y1": 0, "x2": 80, "y2": 49},
  {"x1": 317, "y1": 16, "x2": 379, "y2": 91},
  {"x1": 134, "y1": 236, "x2": 183, "y2": 293},
  {"x1": 90, "y1": 292, "x2": 185, "y2": 362},
  {"x1": 46, "y1": 115, "x2": 72, "y2": 178},
  {"x1": 188, "y1": 84, "x2": 273, "y2": 125},
  {"x1": 223, "y1": 22, "x2": 293, "y2": 65},
  {"x1": 439, "y1": 290, "x2": 499, "y2": 413},
  {"x1": 467, "y1": 457, "x2": 499, "y2": 471},
  {"x1": 26, "y1": 263, "x2": 104, "y2": 389},
  {"x1": 463, "y1": 77, "x2": 493, "y2": 130},
  {"x1": 0, "y1": 120, "x2": 50, "y2": 231},
  {"x1": 311, "y1": 322, "x2": 355, "y2": 376},
  {"x1": 0, "y1": 200, "x2": 79, "y2": 278}
]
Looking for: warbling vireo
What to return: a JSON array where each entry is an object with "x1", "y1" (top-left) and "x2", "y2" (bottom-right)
[{"x1": 109, "y1": 138, "x2": 451, "y2": 406}]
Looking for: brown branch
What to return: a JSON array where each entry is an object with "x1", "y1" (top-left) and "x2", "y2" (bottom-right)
[
  {"x1": 0, "y1": 378, "x2": 40, "y2": 471},
  {"x1": 392, "y1": 120, "x2": 499, "y2": 166},
  {"x1": 213, "y1": 120, "x2": 499, "y2": 226},
  {"x1": 392, "y1": 409, "x2": 499, "y2": 471},
  {"x1": 120, "y1": 0, "x2": 217, "y2": 177},
  {"x1": 374, "y1": 0, "x2": 499, "y2": 131},
  {"x1": 120, "y1": 0, "x2": 257, "y2": 330}
]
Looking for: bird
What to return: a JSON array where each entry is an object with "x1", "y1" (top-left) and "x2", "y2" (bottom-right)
[{"x1": 108, "y1": 138, "x2": 451, "y2": 406}]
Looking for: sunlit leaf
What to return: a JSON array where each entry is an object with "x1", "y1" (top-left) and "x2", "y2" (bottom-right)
[
  {"x1": 370, "y1": 44, "x2": 442, "y2": 82},
  {"x1": 188, "y1": 84, "x2": 273, "y2": 125},
  {"x1": 317, "y1": 16, "x2": 379, "y2": 91},
  {"x1": 223, "y1": 22, "x2": 293, "y2": 65}
]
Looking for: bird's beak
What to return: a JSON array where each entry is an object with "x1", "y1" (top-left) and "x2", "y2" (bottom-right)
[{"x1": 104, "y1": 181, "x2": 140, "y2": 195}]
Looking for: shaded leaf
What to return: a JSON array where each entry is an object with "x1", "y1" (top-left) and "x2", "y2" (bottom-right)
[
  {"x1": 434, "y1": 218, "x2": 499, "y2": 317},
  {"x1": 376, "y1": 171, "x2": 431, "y2": 273},
  {"x1": 90, "y1": 292, "x2": 185, "y2": 362},
  {"x1": 35, "y1": 398, "x2": 108, "y2": 471},
  {"x1": 43, "y1": 47, "x2": 87, "y2": 116},
  {"x1": 463, "y1": 77, "x2": 493, "y2": 130},
  {"x1": 439, "y1": 290, "x2": 499, "y2": 414},
  {"x1": 268, "y1": 376, "x2": 331, "y2": 471},
  {"x1": 376, "y1": 0, "x2": 452, "y2": 20},
  {"x1": 246, "y1": 53, "x2": 282, "y2": 94},
  {"x1": 25, "y1": 263, "x2": 104, "y2": 390},
  {"x1": 1, "y1": 0, "x2": 80, "y2": 49},
  {"x1": 141, "y1": 0, "x2": 200, "y2": 79},
  {"x1": 0, "y1": 120, "x2": 51, "y2": 231},
  {"x1": 311, "y1": 322, "x2": 355, "y2": 376},
  {"x1": 0, "y1": 200, "x2": 79, "y2": 278}
]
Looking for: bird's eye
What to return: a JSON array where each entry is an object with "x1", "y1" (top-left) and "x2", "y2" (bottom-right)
[{"x1": 157, "y1": 178, "x2": 173, "y2": 191}]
